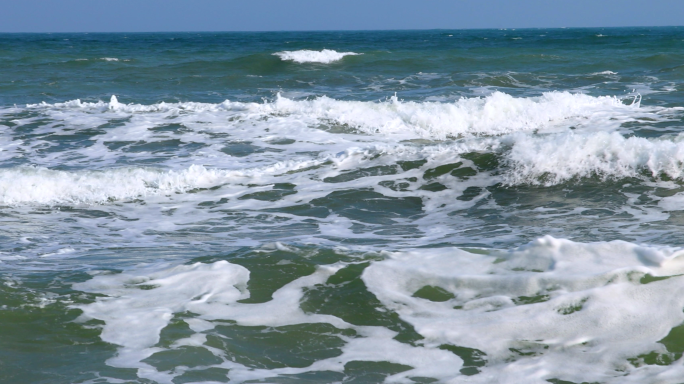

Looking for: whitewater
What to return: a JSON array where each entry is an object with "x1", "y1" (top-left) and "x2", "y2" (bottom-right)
[{"x1": 4, "y1": 28, "x2": 684, "y2": 384}]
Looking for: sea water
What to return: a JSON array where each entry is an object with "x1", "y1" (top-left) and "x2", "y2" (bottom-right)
[{"x1": 2, "y1": 28, "x2": 684, "y2": 383}]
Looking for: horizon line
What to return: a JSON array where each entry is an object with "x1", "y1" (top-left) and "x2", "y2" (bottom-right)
[{"x1": 1, "y1": 25, "x2": 682, "y2": 34}]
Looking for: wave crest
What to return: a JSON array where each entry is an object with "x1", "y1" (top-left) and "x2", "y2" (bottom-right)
[
  {"x1": 25, "y1": 91, "x2": 651, "y2": 140},
  {"x1": 273, "y1": 49, "x2": 361, "y2": 64},
  {"x1": 0, "y1": 161, "x2": 319, "y2": 205},
  {"x1": 504, "y1": 131, "x2": 684, "y2": 185}
]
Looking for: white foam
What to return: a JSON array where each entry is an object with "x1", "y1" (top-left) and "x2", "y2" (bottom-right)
[
  {"x1": 659, "y1": 193, "x2": 684, "y2": 211},
  {"x1": 364, "y1": 237, "x2": 684, "y2": 383},
  {"x1": 0, "y1": 161, "x2": 320, "y2": 205},
  {"x1": 73, "y1": 258, "x2": 462, "y2": 383},
  {"x1": 71, "y1": 237, "x2": 684, "y2": 383},
  {"x1": 73, "y1": 260, "x2": 251, "y2": 382},
  {"x1": 108, "y1": 95, "x2": 120, "y2": 109},
  {"x1": 3, "y1": 93, "x2": 680, "y2": 213},
  {"x1": 267, "y1": 91, "x2": 640, "y2": 138},
  {"x1": 4, "y1": 92, "x2": 681, "y2": 251},
  {"x1": 0, "y1": 165, "x2": 218, "y2": 205},
  {"x1": 23, "y1": 91, "x2": 653, "y2": 140},
  {"x1": 273, "y1": 49, "x2": 361, "y2": 64},
  {"x1": 504, "y1": 131, "x2": 684, "y2": 185},
  {"x1": 74, "y1": 261, "x2": 250, "y2": 351}
]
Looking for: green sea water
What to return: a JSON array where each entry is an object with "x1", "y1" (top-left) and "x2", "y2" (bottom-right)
[{"x1": 3, "y1": 28, "x2": 684, "y2": 383}]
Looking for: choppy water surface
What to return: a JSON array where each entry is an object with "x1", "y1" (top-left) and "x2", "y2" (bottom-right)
[{"x1": 3, "y1": 28, "x2": 684, "y2": 383}]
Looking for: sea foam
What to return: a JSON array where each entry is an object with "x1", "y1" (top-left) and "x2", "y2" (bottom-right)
[
  {"x1": 73, "y1": 258, "x2": 462, "y2": 383},
  {"x1": 71, "y1": 237, "x2": 684, "y2": 383},
  {"x1": 4, "y1": 91, "x2": 679, "y2": 207},
  {"x1": 25, "y1": 91, "x2": 651, "y2": 140},
  {"x1": 273, "y1": 49, "x2": 361, "y2": 64},
  {"x1": 364, "y1": 237, "x2": 684, "y2": 383},
  {"x1": 0, "y1": 161, "x2": 320, "y2": 205},
  {"x1": 504, "y1": 131, "x2": 684, "y2": 185}
]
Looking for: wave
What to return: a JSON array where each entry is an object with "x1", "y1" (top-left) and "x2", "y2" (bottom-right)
[
  {"x1": 273, "y1": 49, "x2": 361, "y2": 64},
  {"x1": 504, "y1": 131, "x2": 684, "y2": 185},
  {"x1": 0, "y1": 161, "x2": 319, "y2": 205},
  {"x1": 25, "y1": 91, "x2": 652, "y2": 140},
  {"x1": 7, "y1": 132, "x2": 684, "y2": 206},
  {"x1": 0, "y1": 165, "x2": 224, "y2": 205}
]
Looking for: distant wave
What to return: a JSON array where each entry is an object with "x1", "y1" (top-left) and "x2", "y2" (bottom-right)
[
  {"x1": 273, "y1": 49, "x2": 361, "y2": 64},
  {"x1": 70, "y1": 58, "x2": 129, "y2": 62}
]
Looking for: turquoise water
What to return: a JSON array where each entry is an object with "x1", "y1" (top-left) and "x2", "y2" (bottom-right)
[{"x1": 3, "y1": 28, "x2": 684, "y2": 383}]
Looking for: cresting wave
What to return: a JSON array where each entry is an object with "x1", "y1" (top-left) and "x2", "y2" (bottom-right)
[
  {"x1": 8, "y1": 131, "x2": 684, "y2": 207},
  {"x1": 6, "y1": 91, "x2": 683, "y2": 207},
  {"x1": 23, "y1": 91, "x2": 654, "y2": 140},
  {"x1": 0, "y1": 161, "x2": 320, "y2": 205},
  {"x1": 273, "y1": 49, "x2": 361, "y2": 63},
  {"x1": 504, "y1": 131, "x2": 684, "y2": 185},
  {"x1": 0, "y1": 165, "x2": 228, "y2": 205},
  {"x1": 6, "y1": 127, "x2": 684, "y2": 207}
]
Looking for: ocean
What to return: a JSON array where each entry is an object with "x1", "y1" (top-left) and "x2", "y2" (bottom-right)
[{"x1": 2, "y1": 27, "x2": 684, "y2": 383}]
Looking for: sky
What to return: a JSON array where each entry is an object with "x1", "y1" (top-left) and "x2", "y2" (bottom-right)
[{"x1": 0, "y1": 0, "x2": 682, "y2": 32}]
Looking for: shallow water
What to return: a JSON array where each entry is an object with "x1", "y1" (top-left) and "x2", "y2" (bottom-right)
[{"x1": 3, "y1": 28, "x2": 684, "y2": 383}]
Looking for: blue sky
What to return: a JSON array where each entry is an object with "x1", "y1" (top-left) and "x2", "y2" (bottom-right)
[{"x1": 0, "y1": 0, "x2": 682, "y2": 32}]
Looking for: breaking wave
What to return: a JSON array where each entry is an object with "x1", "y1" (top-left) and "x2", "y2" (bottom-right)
[
  {"x1": 0, "y1": 161, "x2": 319, "y2": 205},
  {"x1": 25, "y1": 91, "x2": 653, "y2": 140},
  {"x1": 273, "y1": 49, "x2": 361, "y2": 63},
  {"x1": 504, "y1": 131, "x2": 684, "y2": 185}
]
